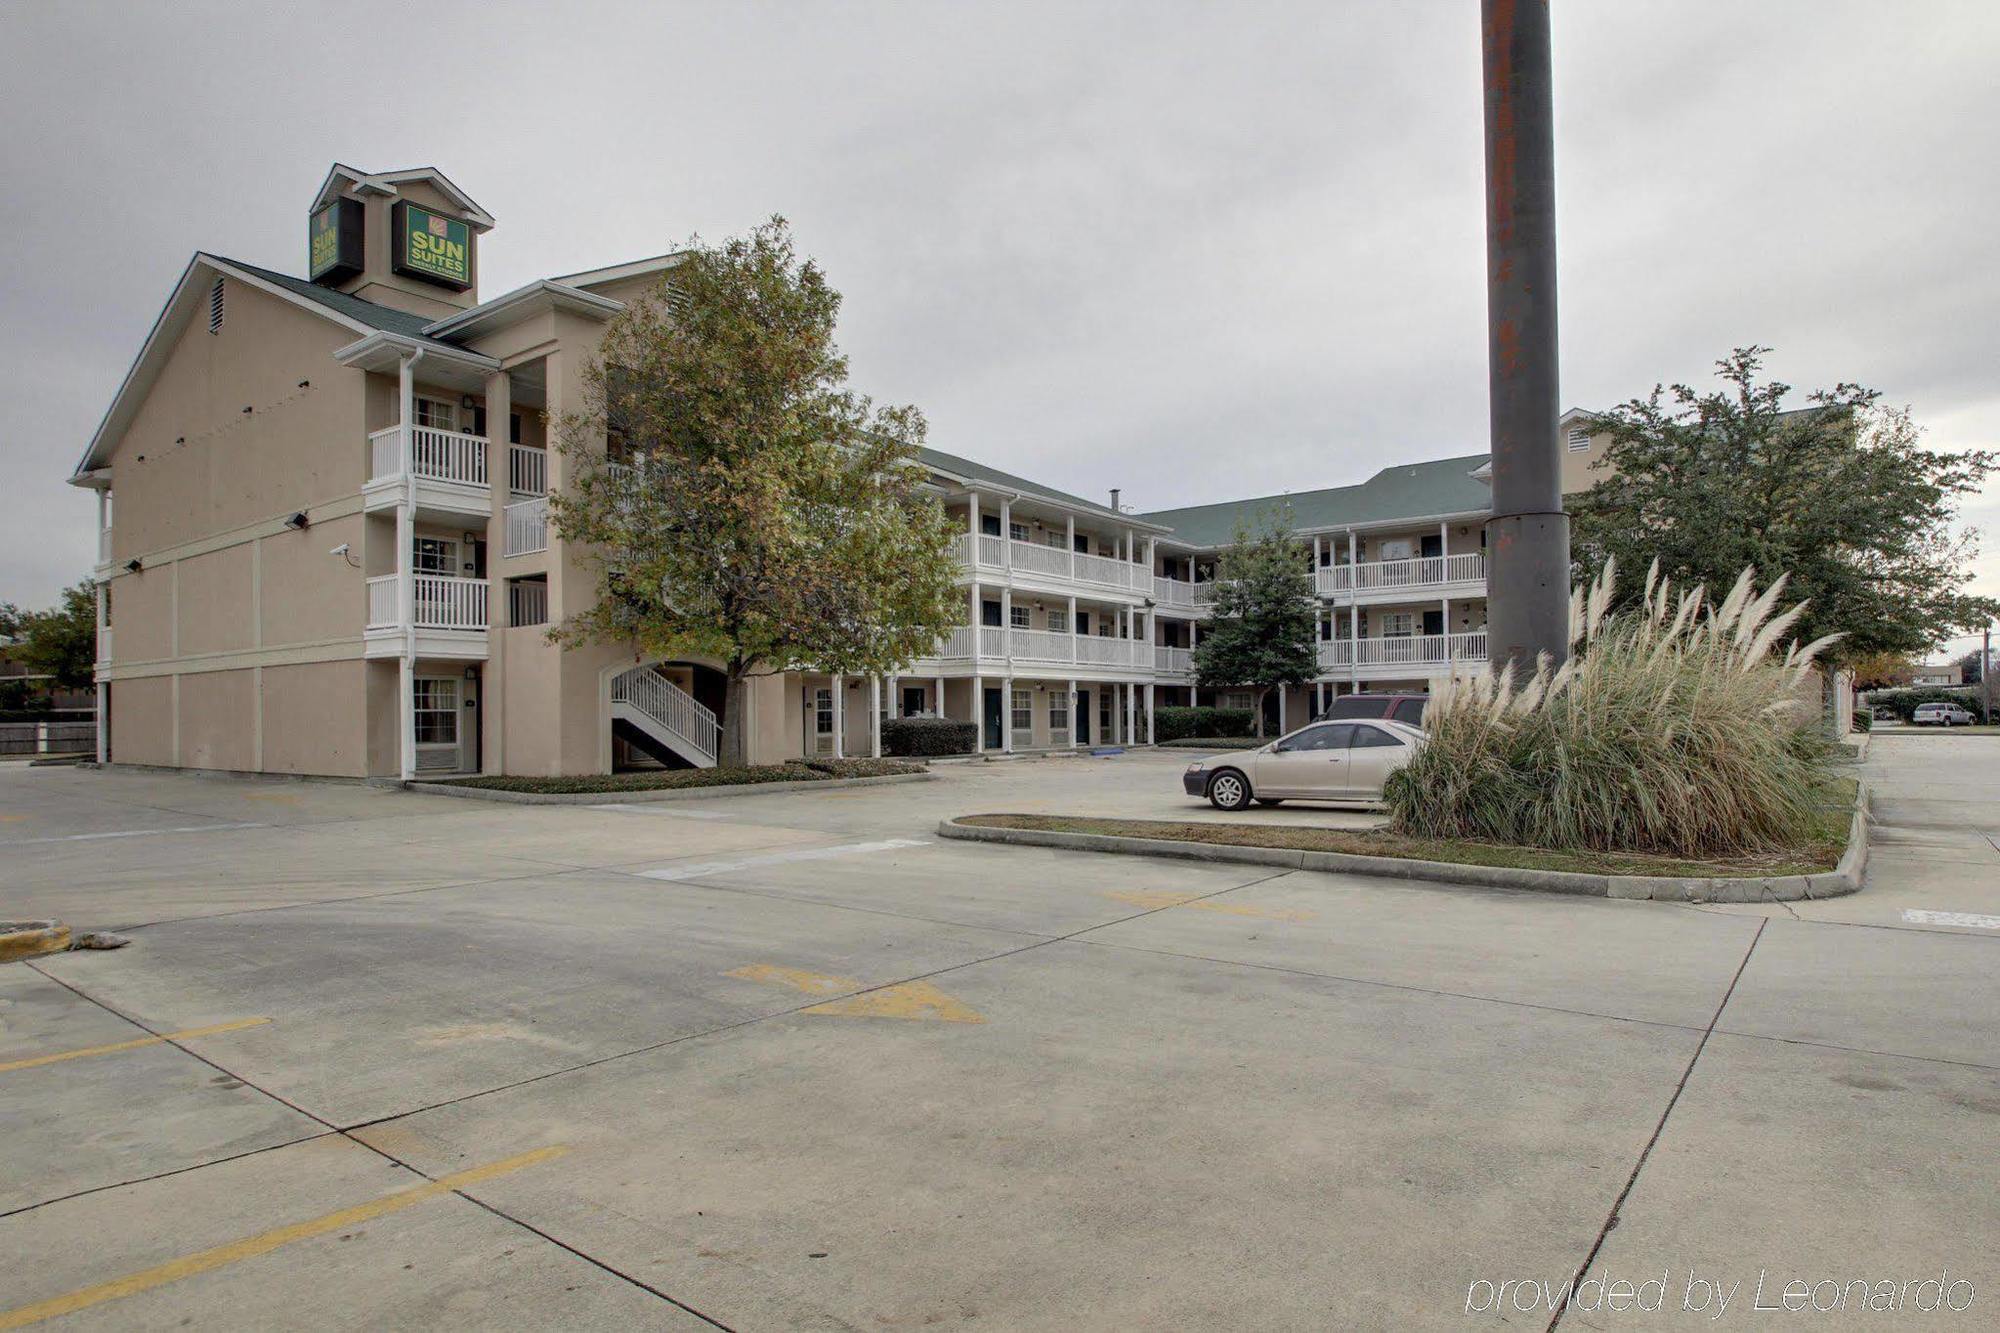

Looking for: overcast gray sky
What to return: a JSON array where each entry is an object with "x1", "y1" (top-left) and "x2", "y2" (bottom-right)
[{"x1": 4, "y1": 0, "x2": 1996, "y2": 657}]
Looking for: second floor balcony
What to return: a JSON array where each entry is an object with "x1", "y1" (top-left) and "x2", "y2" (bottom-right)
[
  {"x1": 365, "y1": 426, "x2": 549, "y2": 521},
  {"x1": 365, "y1": 573, "x2": 491, "y2": 659},
  {"x1": 1316, "y1": 552, "x2": 1485, "y2": 600},
  {"x1": 1318, "y1": 631, "x2": 1488, "y2": 675},
  {"x1": 957, "y1": 534, "x2": 1149, "y2": 595},
  {"x1": 910, "y1": 624, "x2": 1153, "y2": 674}
]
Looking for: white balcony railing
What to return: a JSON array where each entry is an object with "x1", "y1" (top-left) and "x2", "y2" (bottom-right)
[
  {"x1": 508, "y1": 579, "x2": 548, "y2": 627},
  {"x1": 1155, "y1": 646, "x2": 1193, "y2": 675},
  {"x1": 366, "y1": 574, "x2": 490, "y2": 630},
  {"x1": 509, "y1": 444, "x2": 548, "y2": 497},
  {"x1": 909, "y1": 627, "x2": 1151, "y2": 670},
  {"x1": 956, "y1": 532, "x2": 1147, "y2": 592},
  {"x1": 1317, "y1": 632, "x2": 1488, "y2": 672},
  {"x1": 367, "y1": 425, "x2": 491, "y2": 488},
  {"x1": 1317, "y1": 552, "x2": 1485, "y2": 597},
  {"x1": 504, "y1": 496, "x2": 548, "y2": 556}
]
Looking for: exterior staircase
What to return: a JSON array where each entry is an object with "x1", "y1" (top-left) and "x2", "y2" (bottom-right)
[{"x1": 611, "y1": 666, "x2": 720, "y2": 769}]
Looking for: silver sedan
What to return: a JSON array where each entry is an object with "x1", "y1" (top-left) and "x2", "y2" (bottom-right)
[{"x1": 1181, "y1": 718, "x2": 1426, "y2": 811}]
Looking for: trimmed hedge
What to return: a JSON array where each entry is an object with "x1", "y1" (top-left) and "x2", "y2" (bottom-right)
[
  {"x1": 883, "y1": 716, "x2": 977, "y2": 756},
  {"x1": 439, "y1": 764, "x2": 827, "y2": 794},
  {"x1": 1153, "y1": 706, "x2": 1256, "y2": 742},
  {"x1": 1862, "y1": 686, "x2": 1992, "y2": 723},
  {"x1": 801, "y1": 757, "x2": 926, "y2": 778}
]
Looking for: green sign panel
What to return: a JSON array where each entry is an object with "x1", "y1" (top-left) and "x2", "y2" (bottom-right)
[
  {"x1": 393, "y1": 201, "x2": 473, "y2": 290},
  {"x1": 308, "y1": 197, "x2": 363, "y2": 284}
]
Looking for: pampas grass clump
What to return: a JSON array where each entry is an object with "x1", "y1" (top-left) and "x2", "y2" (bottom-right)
[{"x1": 1384, "y1": 560, "x2": 1842, "y2": 858}]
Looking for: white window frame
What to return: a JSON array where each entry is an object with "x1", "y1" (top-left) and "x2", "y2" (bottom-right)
[
  {"x1": 1222, "y1": 690, "x2": 1253, "y2": 711},
  {"x1": 1379, "y1": 612, "x2": 1416, "y2": 638},
  {"x1": 1009, "y1": 521, "x2": 1029, "y2": 543},
  {"x1": 1010, "y1": 605, "x2": 1031, "y2": 630},
  {"x1": 412, "y1": 537, "x2": 459, "y2": 575},
  {"x1": 1046, "y1": 609, "x2": 1068, "y2": 633},
  {"x1": 1048, "y1": 691, "x2": 1070, "y2": 732},
  {"x1": 812, "y1": 688, "x2": 835, "y2": 755},
  {"x1": 1011, "y1": 688, "x2": 1033, "y2": 734},
  {"x1": 415, "y1": 396, "x2": 459, "y2": 431},
  {"x1": 413, "y1": 678, "x2": 460, "y2": 748}
]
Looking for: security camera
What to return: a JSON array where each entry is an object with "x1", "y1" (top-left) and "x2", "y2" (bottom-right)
[{"x1": 329, "y1": 543, "x2": 351, "y2": 557}]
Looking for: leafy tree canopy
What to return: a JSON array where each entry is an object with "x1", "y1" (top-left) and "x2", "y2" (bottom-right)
[
  {"x1": 1192, "y1": 510, "x2": 1318, "y2": 736},
  {"x1": 548, "y1": 218, "x2": 963, "y2": 766},
  {"x1": 1571, "y1": 347, "x2": 1998, "y2": 667},
  {"x1": 9, "y1": 582, "x2": 96, "y2": 692}
]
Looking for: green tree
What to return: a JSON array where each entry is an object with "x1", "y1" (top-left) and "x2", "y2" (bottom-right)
[
  {"x1": 1572, "y1": 347, "x2": 1999, "y2": 666},
  {"x1": 1192, "y1": 511, "x2": 1318, "y2": 737},
  {"x1": 548, "y1": 218, "x2": 964, "y2": 768},
  {"x1": 15, "y1": 581, "x2": 97, "y2": 693}
]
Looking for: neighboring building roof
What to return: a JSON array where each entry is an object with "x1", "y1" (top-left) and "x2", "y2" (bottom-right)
[
  {"x1": 1138, "y1": 453, "x2": 1494, "y2": 547},
  {"x1": 553, "y1": 252, "x2": 689, "y2": 292},
  {"x1": 421, "y1": 279, "x2": 623, "y2": 340},
  {"x1": 918, "y1": 445, "x2": 1168, "y2": 531}
]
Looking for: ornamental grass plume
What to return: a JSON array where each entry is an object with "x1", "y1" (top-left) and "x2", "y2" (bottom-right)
[{"x1": 1384, "y1": 559, "x2": 1844, "y2": 858}]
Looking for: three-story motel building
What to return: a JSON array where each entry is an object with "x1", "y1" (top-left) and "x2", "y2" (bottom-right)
[{"x1": 71, "y1": 164, "x2": 1613, "y2": 780}]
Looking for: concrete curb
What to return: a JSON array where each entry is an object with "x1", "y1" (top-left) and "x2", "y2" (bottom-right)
[
  {"x1": 407, "y1": 771, "x2": 935, "y2": 806},
  {"x1": 936, "y1": 785, "x2": 1869, "y2": 903},
  {"x1": 1, "y1": 921, "x2": 72, "y2": 964}
]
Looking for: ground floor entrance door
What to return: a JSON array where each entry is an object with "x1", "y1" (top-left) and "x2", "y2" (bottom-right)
[
  {"x1": 902, "y1": 686, "x2": 926, "y2": 717},
  {"x1": 983, "y1": 687, "x2": 1003, "y2": 750},
  {"x1": 1075, "y1": 689, "x2": 1091, "y2": 744}
]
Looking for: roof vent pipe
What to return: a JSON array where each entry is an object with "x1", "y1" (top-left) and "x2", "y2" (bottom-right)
[{"x1": 1109, "y1": 488, "x2": 1121, "y2": 512}]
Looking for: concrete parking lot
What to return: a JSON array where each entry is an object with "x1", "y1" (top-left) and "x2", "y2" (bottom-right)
[{"x1": 1, "y1": 742, "x2": 1995, "y2": 1328}]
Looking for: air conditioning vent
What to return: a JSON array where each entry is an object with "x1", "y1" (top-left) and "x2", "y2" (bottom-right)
[{"x1": 1566, "y1": 427, "x2": 1590, "y2": 451}]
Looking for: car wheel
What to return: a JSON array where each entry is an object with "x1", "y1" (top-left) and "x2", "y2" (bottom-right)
[
  {"x1": 1208, "y1": 769, "x2": 1251, "y2": 811},
  {"x1": 1255, "y1": 798, "x2": 1285, "y2": 807}
]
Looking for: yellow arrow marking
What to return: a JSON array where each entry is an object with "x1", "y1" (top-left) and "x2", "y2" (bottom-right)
[
  {"x1": 728, "y1": 964, "x2": 984, "y2": 1023},
  {"x1": 726, "y1": 963, "x2": 858, "y2": 996},
  {"x1": 1103, "y1": 889, "x2": 1315, "y2": 923},
  {"x1": 0, "y1": 1146, "x2": 567, "y2": 1330},
  {"x1": 0, "y1": 1018, "x2": 271, "y2": 1075},
  {"x1": 0, "y1": 814, "x2": 29, "y2": 823}
]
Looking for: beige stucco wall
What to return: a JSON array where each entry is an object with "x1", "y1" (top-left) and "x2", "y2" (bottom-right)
[
  {"x1": 176, "y1": 669, "x2": 256, "y2": 772},
  {"x1": 110, "y1": 676, "x2": 174, "y2": 768},
  {"x1": 104, "y1": 280, "x2": 367, "y2": 561},
  {"x1": 1560, "y1": 424, "x2": 1617, "y2": 496},
  {"x1": 262, "y1": 661, "x2": 370, "y2": 776},
  {"x1": 176, "y1": 545, "x2": 254, "y2": 657}
]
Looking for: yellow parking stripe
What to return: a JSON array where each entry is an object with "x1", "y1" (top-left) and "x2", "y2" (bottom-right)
[
  {"x1": 0, "y1": 1018, "x2": 271, "y2": 1075},
  {"x1": 0, "y1": 1146, "x2": 568, "y2": 1329}
]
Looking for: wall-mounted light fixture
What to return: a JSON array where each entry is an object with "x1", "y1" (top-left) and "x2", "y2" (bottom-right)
[
  {"x1": 461, "y1": 531, "x2": 479, "y2": 545},
  {"x1": 461, "y1": 394, "x2": 476, "y2": 410},
  {"x1": 284, "y1": 511, "x2": 309, "y2": 530},
  {"x1": 298, "y1": 380, "x2": 311, "y2": 389},
  {"x1": 124, "y1": 558, "x2": 142, "y2": 573},
  {"x1": 241, "y1": 405, "x2": 253, "y2": 414}
]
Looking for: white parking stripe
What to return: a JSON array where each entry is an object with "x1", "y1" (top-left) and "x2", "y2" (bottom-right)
[
  {"x1": 0, "y1": 822, "x2": 264, "y2": 847},
  {"x1": 635, "y1": 838, "x2": 932, "y2": 882},
  {"x1": 1901, "y1": 909, "x2": 2000, "y2": 930}
]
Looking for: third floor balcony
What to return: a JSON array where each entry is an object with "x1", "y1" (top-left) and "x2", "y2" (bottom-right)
[{"x1": 1316, "y1": 552, "x2": 1486, "y2": 601}]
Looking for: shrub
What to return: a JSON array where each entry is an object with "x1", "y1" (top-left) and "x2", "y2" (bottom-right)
[
  {"x1": 1385, "y1": 561, "x2": 1844, "y2": 858},
  {"x1": 441, "y1": 764, "x2": 826, "y2": 794},
  {"x1": 800, "y1": 757, "x2": 925, "y2": 778},
  {"x1": 882, "y1": 716, "x2": 977, "y2": 756},
  {"x1": 1851, "y1": 711, "x2": 1872, "y2": 733},
  {"x1": 1154, "y1": 706, "x2": 1257, "y2": 742},
  {"x1": 1861, "y1": 686, "x2": 1991, "y2": 722}
]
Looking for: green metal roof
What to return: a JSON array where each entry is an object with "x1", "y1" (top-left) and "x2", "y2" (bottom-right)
[
  {"x1": 1137, "y1": 453, "x2": 1494, "y2": 547},
  {"x1": 917, "y1": 445, "x2": 1143, "y2": 525},
  {"x1": 213, "y1": 256, "x2": 463, "y2": 350}
]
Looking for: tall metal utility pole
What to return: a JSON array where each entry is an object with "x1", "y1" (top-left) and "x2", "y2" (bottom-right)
[{"x1": 1481, "y1": 0, "x2": 1570, "y2": 670}]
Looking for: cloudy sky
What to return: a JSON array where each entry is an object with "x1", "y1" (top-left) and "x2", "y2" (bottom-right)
[{"x1": 4, "y1": 0, "x2": 1996, "y2": 657}]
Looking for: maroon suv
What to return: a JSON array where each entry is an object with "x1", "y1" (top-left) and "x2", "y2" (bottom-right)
[{"x1": 1316, "y1": 692, "x2": 1429, "y2": 727}]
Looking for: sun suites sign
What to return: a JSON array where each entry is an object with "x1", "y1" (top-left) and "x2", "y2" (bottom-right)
[
  {"x1": 393, "y1": 201, "x2": 473, "y2": 290},
  {"x1": 308, "y1": 198, "x2": 363, "y2": 284}
]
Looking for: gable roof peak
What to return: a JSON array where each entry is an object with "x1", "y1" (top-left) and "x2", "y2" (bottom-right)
[{"x1": 310, "y1": 163, "x2": 495, "y2": 231}]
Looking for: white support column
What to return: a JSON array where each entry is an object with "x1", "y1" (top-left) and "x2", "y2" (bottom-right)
[
  {"x1": 396, "y1": 352, "x2": 420, "y2": 783},
  {"x1": 1000, "y1": 587, "x2": 1012, "y2": 658},
  {"x1": 1068, "y1": 678, "x2": 1079, "y2": 749},
  {"x1": 1278, "y1": 685, "x2": 1288, "y2": 734},
  {"x1": 1065, "y1": 515, "x2": 1075, "y2": 579},
  {"x1": 1000, "y1": 498, "x2": 1013, "y2": 572},
  {"x1": 95, "y1": 681, "x2": 108, "y2": 764},
  {"x1": 971, "y1": 674, "x2": 984, "y2": 753},
  {"x1": 1347, "y1": 529, "x2": 1360, "y2": 693},
  {"x1": 1001, "y1": 676, "x2": 1014, "y2": 753},
  {"x1": 870, "y1": 676, "x2": 882, "y2": 758},
  {"x1": 1125, "y1": 681, "x2": 1136, "y2": 746},
  {"x1": 1144, "y1": 682, "x2": 1155, "y2": 745},
  {"x1": 967, "y1": 492, "x2": 979, "y2": 543},
  {"x1": 831, "y1": 674, "x2": 845, "y2": 759},
  {"x1": 1145, "y1": 536, "x2": 1157, "y2": 590},
  {"x1": 1066, "y1": 594, "x2": 1078, "y2": 662},
  {"x1": 968, "y1": 580, "x2": 980, "y2": 665},
  {"x1": 934, "y1": 676, "x2": 944, "y2": 718}
]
